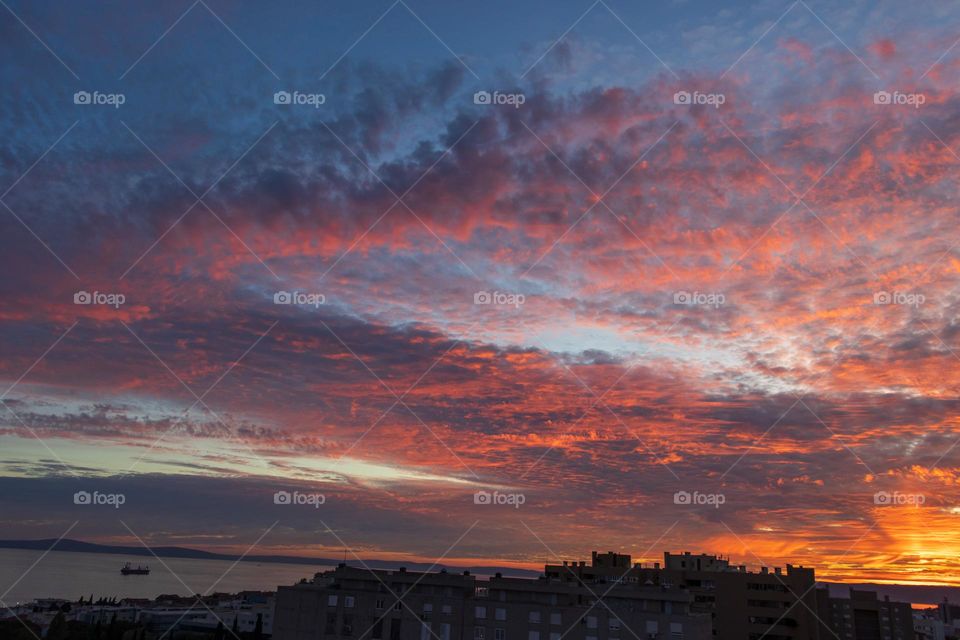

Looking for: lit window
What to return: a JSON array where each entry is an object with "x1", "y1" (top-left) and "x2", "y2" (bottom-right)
[
  {"x1": 328, "y1": 595, "x2": 338, "y2": 607},
  {"x1": 496, "y1": 609, "x2": 507, "y2": 621},
  {"x1": 529, "y1": 612, "x2": 541, "y2": 624},
  {"x1": 476, "y1": 607, "x2": 487, "y2": 619}
]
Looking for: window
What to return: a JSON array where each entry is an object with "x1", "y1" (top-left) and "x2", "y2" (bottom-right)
[
  {"x1": 529, "y1": 632, "x2": 540, "y2": 640},
  {"x1": 475, "y1": 628, "x2": 486, "y2": 640},
  {"x1": 395, "y1": 601, "x2": 403, "y2": 611},
  {"x1": 550, "y1": 613, "x2": 561, "y2": 626},
  {"x1": 345, "y1": 596, "x2": 356, "y2": 608},
  {"x1": 424, "y1": 604, "x2": 433, "y2": 618},
  {"x1": 496, "y1": 629, "x2": 506, "y2": 640},
  {"x1": 441, "y1": 624, "x2": 451, "y2": 640},
  {"x1": 372, "y1": 620, "x2": 384, "y2": 639},
  {"x1": 529, "y1": 612, "x2": 541, "y2": 624},
  {"x1": 550, "y1": 634, "x2": 560, "y2": 640},
  {"x1": 476, "y1": 607, "x2": 487, "y2": 619},
  {"x1": 377, "y1": 599, "x2": 385, "y2": 611},
  {"x1": 645, "y1": 622, "x2": 658, "y2": 635},
  {"x1": 328, "y1": 595, "x2": 339, "y2": 607},
  {"x1": 442, "y1": 605, "x2": 453, "y2": 615},
  {"x1": 586, "y1": 616, "x2": 597, "y2": 629},
  {"x1": 421, "y1": 622, "x2": 432, "y2": 640},
  {"x1": 609, "y1": 618, "x2": 621, "y2": 631},
  {"x1": 342, "y1": 615, "x2": 354, "y2": 636},
  {"x1": 325, "y1": 613, "x2": 337, "y2": 634},
  {"x1": 670, "y1": 622, "x2": 683, "y2": 640},
  {"x1": 496, "y1": 609, "x2": 507, "y2": 621}
]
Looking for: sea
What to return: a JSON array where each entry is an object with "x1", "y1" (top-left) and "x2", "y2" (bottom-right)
[{"x1": 0, "y1": 548, "x2": 333, "y2": 604}]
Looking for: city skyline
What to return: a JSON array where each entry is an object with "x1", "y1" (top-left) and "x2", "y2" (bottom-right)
[{"x1": 2, "y1": 0, "x2": 960, "y2": 591}]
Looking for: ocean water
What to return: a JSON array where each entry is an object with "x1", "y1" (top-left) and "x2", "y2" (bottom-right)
[{"x1": 0, "y1": 549, "x2": 332, "y2": 604}]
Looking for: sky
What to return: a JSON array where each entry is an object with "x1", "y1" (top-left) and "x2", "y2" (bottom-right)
[{"x1": 2, "y1": 0, "x2": 960, "y2": 588}]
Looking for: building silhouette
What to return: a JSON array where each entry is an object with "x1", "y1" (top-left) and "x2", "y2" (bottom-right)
[
  {"x1": 815, "y1": 588, "x2": 913, "y2": 640},
  {"x1": 545, "y1": 552, "x2": 820, "y2": 639},
  {"x1": 274, "y1": 551, "x2": 915, "y2": 640},
  {"x1": 274, "y1": 563, "x2": 710, "y2": 640}
]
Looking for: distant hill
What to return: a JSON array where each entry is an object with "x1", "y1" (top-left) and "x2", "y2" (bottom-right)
[{"x1": 0, "y1": 539, "x2": 541, "y2": 577}]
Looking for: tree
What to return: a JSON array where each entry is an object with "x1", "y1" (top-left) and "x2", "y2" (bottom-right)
[
  {"x1": 46, "y1": 612, "x2": 69, "y2": 640},
  {"x1": 107, "y1": 612, "x2": 119, "y2": 640}
]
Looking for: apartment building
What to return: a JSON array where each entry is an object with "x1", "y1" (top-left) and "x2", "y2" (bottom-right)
[
  {"x1": 815, "y1": 589, "x2": 914, "y2": 640},
  {"x1": 545, "y1": 552, "x2": 821, "y2": 640},
  {"x1": 273, "y1": 564, "x2": 711, "y2": 640}
]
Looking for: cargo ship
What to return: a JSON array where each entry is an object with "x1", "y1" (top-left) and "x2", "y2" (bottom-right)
[{"x1": 120, "y1": 562, "x2": 150, "y2": 575}]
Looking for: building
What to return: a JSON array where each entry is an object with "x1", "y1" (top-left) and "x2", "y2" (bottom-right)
[
  {"x1": 546, "y1": 552, "x2": 821, "y2": 640},
  {"x1": 275, "y1": 553, "x2": 919, "y2": 640},
  {"x1": 814, "y1": 588, "x2": 914, "y2": 640},
  {"x1": 913, "y1": 613, "x2": 945, "y2": 640},
  {"x1": 936, "y1": 599, "x2": 960, "y2": 630},
  {"x1": 274, "y1": 563, "x2": 711, "y2": 640}
]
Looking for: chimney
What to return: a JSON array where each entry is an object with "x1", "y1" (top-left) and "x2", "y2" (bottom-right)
[
  {"x1": 761, "y1": 567, "x2": 768, "y2": 575},
  {"x1": 774, "y1": 568, "x2": 782, "y2": 576}
]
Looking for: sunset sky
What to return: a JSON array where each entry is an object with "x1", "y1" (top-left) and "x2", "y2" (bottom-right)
[{"x1": 2, "y1": 0, "x2": 960, "y2": 587}]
